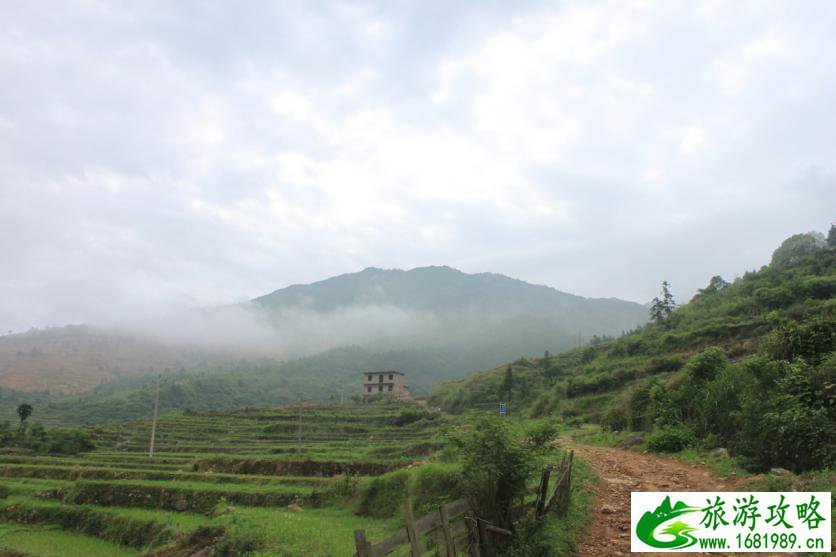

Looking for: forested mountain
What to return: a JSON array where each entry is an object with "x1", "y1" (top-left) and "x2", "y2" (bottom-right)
[
  {"x1": 430, "y1": 232, "x2": 835, "y2": 472},
  {"x1": 0, "y1": 267, "x2": 648, "y2": 423}
]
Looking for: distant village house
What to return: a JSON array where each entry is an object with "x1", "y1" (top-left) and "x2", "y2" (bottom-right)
[{"x1": 363, "y1": 370, "x2": 412, "y2": 402}]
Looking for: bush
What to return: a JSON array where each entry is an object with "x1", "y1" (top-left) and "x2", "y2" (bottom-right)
[
  {"x1": 356, "y1": 469, "x2": 410, "y2": 518},
  {"x1": 602, "y1": 405, "x2": 627, "y2": 431},
  {"x1": 525, "y1": 418, "x2": 560, "y2": 447},
  {"x1": 47, "y1": 429, "x2": 95, "y2": 454},
  {"x1": 411, "y1": 463, "x2": 465, "y2": 514},
  {"x1": 449, "y1": 416, "x2": 542, "y2": 527},
  {"x1": 685, "y1": 347, "x2": 727, "y2": 382},
  {"x1": 646, "y1": 424, "x2": 696, "y2": 452},
  {"x1": 389, "y1": 407, "x2": 435, "y2": 427}
]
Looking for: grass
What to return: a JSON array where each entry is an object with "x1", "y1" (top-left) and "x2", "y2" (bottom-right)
[
  {"x1": 224, "y1": 506, "x2": 402, "y2": 557},
  {"x1": 0, "y1": 523, "x2": 137, "y2": 557}
]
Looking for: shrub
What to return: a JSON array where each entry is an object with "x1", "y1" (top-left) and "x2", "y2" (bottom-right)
[
  {"x1": 684, "y1": 347, "x2": 727, "y2": 383},
  {"x1": 525, "y1": 418, "x2": 560, "y2": 447},
  {"x1": 602, "y1": 404, "x2": 627, "y2": 431},
  {"x1": 389, "y1": 407, "x2": 435, "y2": 427},
  {"x1": 356, "y1": 469, "x2": 410, "y2": 518},
  {"x1": 448, "y1": 416, "x2": 542, "y2": 527},
  {"x1": 646, "y1": 424, "x2": 696, "y2": 452},
  {"x1": 411, "y1": 462, "x2": 465, "y2": 514}
]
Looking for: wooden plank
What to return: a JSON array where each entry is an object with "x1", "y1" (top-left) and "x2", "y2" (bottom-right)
[
  {"x1": 404, "y1": 499, "x2": 426, "y2": 557},
  {"x1": 464, "y1": 513, "x2": 481, "y2": 557},
  {"x1": 477, "y1": 518, "x2": 496, "y2": 557},
  {"x1": 485, "y1": 524, "x2": 512, "y2": 537},
  {"x1": 440, "y1": 504, "x2": 456, "y2": 557},
  {"x1": 371, "y1": 528, "x2": 408, "y2": 557},
  {"x1": 354, "y1": 530, "x2": 371, "y2": 557},
  {"x1": 535, "y1": 468, "x2": 551, "y2": 517}
]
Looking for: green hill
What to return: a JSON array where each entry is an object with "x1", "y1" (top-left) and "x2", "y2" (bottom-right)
[{"x1": 430, "y1": 232, "x2": 835, "y2": 472}]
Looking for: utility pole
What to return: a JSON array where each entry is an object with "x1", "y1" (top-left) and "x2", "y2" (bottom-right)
[
  {"x1": 149, "y1": 375, "x2": 161, "y2": 459},
  {"x1": 296, "y1": 399, "x2": 303, "y2": 455}
]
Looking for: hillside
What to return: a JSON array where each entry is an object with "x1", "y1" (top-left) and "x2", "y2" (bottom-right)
[
  {"x1": 0, "y1": 267, "x2": 647, "y2": 404},
  {"x1": 430, "y1": 233, "x2": 835, "y2": 472},
  {"x1": 0, "y1": 325, "x2": 226, "y2": 394}
]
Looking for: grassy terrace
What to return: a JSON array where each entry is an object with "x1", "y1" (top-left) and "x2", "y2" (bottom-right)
[{"x1": 0, "y1": 403, "x2": 441, "y2": 556}]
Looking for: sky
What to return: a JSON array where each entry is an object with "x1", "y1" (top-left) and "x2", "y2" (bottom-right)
[{"x1": 1, "y1": 0, "x2": 834, "y2": 332}]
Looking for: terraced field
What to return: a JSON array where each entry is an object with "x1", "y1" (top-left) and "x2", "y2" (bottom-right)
[{"x1": 0, "y1": 404, "x2": 445, "y2": 556}]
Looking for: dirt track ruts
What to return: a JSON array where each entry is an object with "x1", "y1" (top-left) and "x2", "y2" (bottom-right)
[{"x1": 569, "y1": 444, "x2": 800, "y2": 557}]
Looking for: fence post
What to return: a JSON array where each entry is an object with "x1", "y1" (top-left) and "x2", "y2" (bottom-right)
[
  {"x1": 535, "y1": 468, "x2": 551, "y2": 517},
  {"x1": 354, "y1": 529, "x2": 371, "y2": 557},
  {"x1": 477, "y1": 518, "x2": 496, "y2": 557},
  {"x1": 440, "y1": 504, "x2": 456, "y2": 557},
  {"x1": 404, "y1": 499, "x2": 426, "y2": 557},
  {"x1": 557, "y1": 450, "x2": 574, "y2": 517},
  {"x1": 464, "y1": 513, "x2": 481, "y2": 557}
]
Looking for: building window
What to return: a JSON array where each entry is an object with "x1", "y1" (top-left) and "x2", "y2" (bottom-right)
[
  {"x1": 379, "y1": 374, "x2": 383, "y2": 382},
  {"x1": 367, "y1": 386, "x2": 371, "y2": 393},
  {"x1": 389, "y1": 373, "x2": 393, "y2": 380},
  {"x1": 378, "y1": 385, "x2": 383, "y2": 392},
  {"x1": 388, "y1": 385, "x2": 393, "y2": 391},
  {"x1": 368, "y1": 375, "x2": 372, "y2": 381}
]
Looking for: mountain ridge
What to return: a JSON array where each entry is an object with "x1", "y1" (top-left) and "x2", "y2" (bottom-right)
[{"x1": 1, "y1": 265, "x2": 647, "y2": 396}]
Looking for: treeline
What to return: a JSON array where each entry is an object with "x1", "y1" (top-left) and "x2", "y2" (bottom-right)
[{"x1": 1, "y1": 405, "x2": 94, "y2": 454}]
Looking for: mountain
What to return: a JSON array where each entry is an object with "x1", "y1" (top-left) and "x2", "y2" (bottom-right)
[
  {"x1": 255, "y1": 265, "x2": 641, "y2": 329},
  {"x1": 0, "y1": 267, "x2": 647, "y2": 396},
  {"x1": 0, "y1": 267, "x2": 648, "y2": 422},
  {"x1": 429, "y1": 232, "x2": 835, "y2": 472},
  {"x1": 251, "y1": 265, "x2": 648, "y2": 363}
]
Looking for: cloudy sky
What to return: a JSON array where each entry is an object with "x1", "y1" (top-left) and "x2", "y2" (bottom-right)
[{"x1": 1, "y1": 0, "x2": 834, "y2": 332}]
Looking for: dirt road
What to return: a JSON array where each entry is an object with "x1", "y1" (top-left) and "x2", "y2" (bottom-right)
[{"x1": 569, "y1": 444, "x2": 788, "y2": 557}]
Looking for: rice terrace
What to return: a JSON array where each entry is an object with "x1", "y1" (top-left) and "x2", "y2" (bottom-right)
[
  {"x1": 0, "y1": 401, "x2": 581, "y2": 556},
  {"x1": 0, "y1": 403, "x2": 445, "y2": 555}
]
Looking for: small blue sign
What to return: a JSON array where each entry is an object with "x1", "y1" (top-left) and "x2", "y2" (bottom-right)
[{"x1": 499, "y1": 402, "x2": 506, "y2": 416}]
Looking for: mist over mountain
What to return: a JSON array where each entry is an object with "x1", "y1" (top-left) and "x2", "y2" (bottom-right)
[{"x1": 0, "y1": 266, "x2": 646, "y2": 405}]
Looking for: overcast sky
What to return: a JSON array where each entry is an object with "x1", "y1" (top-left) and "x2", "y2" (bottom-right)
[{"x1": 1, "y1": 0, "x2": 834, "y2": 332}]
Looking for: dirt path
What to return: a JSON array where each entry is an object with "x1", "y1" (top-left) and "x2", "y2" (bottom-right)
[{"x1": 569, "y1": 444, "x2": 789, "y2": 557}]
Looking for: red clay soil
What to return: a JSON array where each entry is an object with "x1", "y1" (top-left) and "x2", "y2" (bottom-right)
[{"x1": 569, "y1": 444, "x2": 800, "y2": 557}]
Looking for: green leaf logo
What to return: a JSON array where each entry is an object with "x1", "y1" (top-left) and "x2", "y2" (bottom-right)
[{"x1": 636, "y1": 496, "x2": 700, "y2": 549}]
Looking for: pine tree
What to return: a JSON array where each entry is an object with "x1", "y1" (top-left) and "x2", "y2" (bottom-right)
[{"x1": 650, "y1": 281, "x2": 676, "y2": 324}]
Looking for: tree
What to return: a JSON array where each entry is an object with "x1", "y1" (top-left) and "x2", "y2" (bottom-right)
[
  {"x1": 828, "y1": 224, "x2": 836, "y2": 248},
  {"x1": 650, "y1": 281, "x2": 676, "y2": 324},
  {"x1": 694, "y1": 276, "x2": 729, "y2": 300},
  {"x1": 771, "y1": 232, "x2": 825, "y2": 267},
  {"x1": 500, "y1": 365, "x2": 514, "y2": 400},
  {"x1": 16, "y1": 403, "x2": 33, "y2": 426}
]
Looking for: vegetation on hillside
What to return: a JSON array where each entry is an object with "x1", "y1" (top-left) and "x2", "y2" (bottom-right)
[{"x1": 431, "y1": 231, "x2": 835, "y2": 472}]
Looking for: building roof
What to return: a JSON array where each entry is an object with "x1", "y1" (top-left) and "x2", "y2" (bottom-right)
[{"x1": 363, "y1": 370, "x2": 404, "y2": 376}]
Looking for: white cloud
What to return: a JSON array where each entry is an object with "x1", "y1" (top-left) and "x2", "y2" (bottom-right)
[{"x1": 0, "y1": 0, "x2": 834, "y2": 331}]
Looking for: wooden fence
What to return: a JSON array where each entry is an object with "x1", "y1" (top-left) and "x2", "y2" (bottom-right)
[{"x1": 353, "y1": 450, "x2": 574, "y2": 557}]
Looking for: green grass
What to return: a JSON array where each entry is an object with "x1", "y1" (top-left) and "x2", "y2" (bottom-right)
[
  {"x1": 0, "y1": 523, "x2": 137, "y2": 557},
  {"x1": 225, "y1": 506, "x2": 402, "y2": 557}
]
